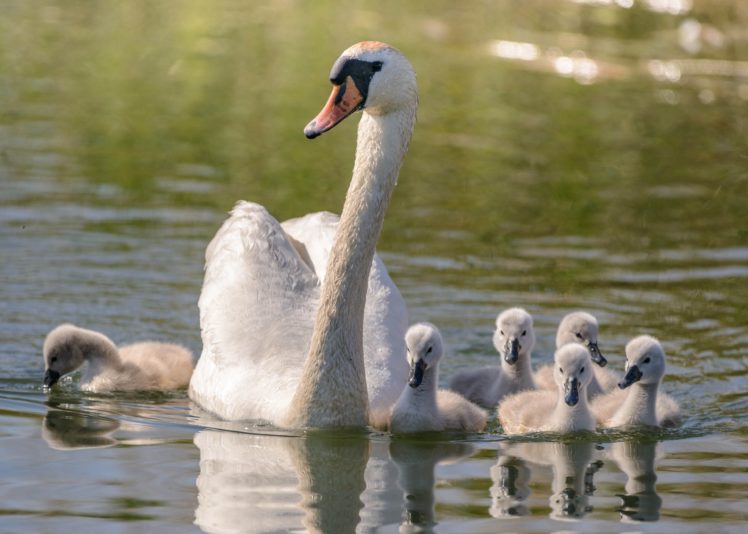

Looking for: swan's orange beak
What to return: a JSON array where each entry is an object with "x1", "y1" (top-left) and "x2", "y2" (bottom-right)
[{"x1": 304, "y1": 75, "x2": 365, "y2": 139}]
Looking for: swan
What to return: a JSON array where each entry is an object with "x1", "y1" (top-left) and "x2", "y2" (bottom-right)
[
  {"x1": 592, "y1": 335, "x2": 681, "y2": 428},
  {"x1": 498, "y1": 343, "x2": 596, "y2": 435},
  {"x1": 448, "y1": 307, "x2": 536, "y2": 408},
  {"x1": 534, "y1": 311, "x2": 617, "y2": 399},
  {"x1": 389, "y1": 323, "x2": 487, "y2": 433},
  {"x1": 189, "y1": 42, "x2": 417, "y2": 428},
  {"x1": 42, "y1": 324, "x2": 193, "y2": 391}
]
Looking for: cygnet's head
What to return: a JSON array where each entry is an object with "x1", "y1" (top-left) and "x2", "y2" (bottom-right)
[
  {"x1": 405, "y1": 322, "x2": 444, "y2": 388},
  {"x1": 43, "y1": 324, "x2": 87, "y2": 387},
  {"x1": 556, "y1": 311, "x2": 607, "y2": 367},
  {"x1": 553, "y1": 344, "x2": 594, "y2": 406},
  {"x1": 619, "y1": 335, "x2": 666, "y2": 389},
  {"x1": 304, "y1": 41, "x2": 417, "y2": 139},
  {"x1": 493, "y1": 307, "x2": 535, "y2": 365}
]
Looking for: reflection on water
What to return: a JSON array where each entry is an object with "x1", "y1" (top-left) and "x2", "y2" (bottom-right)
[
  {"x1": 42, "y1": 409, "x2": 119, "y2": 450},
  {"x1": 193, "y1": 429, "x2": 475, "y2": 534},
  {"x1": 492, "y1": 441, "x2": 602, "y2": 521},
  {"x1": 390, "y1": 439, "x2": 474, "y2": 533},
  {"x1": 610, "y1": 440, "x2": 662, "y2": 522}
]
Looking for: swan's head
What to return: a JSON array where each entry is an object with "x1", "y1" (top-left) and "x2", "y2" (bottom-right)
[
  {"x1": 43, "y1": 324, "x2": 87, "y2": 388},
  {"x1": 492, "y1": 307, "x2": 535, "y2": 366},
  {"x1": 556, "y1": 311, "x2": 607, "y2": 367},
  {"x1": 405, "y1": 322, "x2": 443, "y2": 388},
  {"x1": 619, "y1": 335, "x2": 666, "y2": 388},
  {"x1": 553, "y1": 344, "x2": 593, "y2": 406},
  {"x1": 304, "y1": 41, "x2": 417, "y2": 139}
]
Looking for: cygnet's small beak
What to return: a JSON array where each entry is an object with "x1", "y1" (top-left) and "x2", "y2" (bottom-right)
[
  {"x1": 587, "y1": 342, "x2": 607, "y2": 367},
  {"x1": 408, "y1": 359, "x2": 427, "y2": 388},
  {"x1": 504, "y1": 338, "x2": 520, "y2": 365},
  {"x1": 618, "y1": 365, "x2": 643, "y2": 389},
  {"x1": 304, "y1": 75, "x2": 365, "y2": 139},
  {"x1": 564, "y1": 377, "x2": 580, "y2": 406},
  {"x1": 43, "y1": 369, "x2": 61, "y2": 388}
]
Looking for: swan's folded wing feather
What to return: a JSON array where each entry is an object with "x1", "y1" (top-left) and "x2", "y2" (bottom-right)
[{"x1": 193, "y1": 202, "x2": 320, "y2": 421}]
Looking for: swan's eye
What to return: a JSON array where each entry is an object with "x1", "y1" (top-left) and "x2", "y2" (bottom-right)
[
  {"x1": 371, "y1": 61, "x2": 383, "y2": 72},
  {"x1": 521, "y1": 330, "x2": 526, "y2": 336},
  {"x1": 500, "y1": 330, "x2": 504, "y2": 336},
  {"x1": 50, "y1": 356, "x2": 57, "y2": 363},
  {"x1": 580, "y1": 366, "x2": 585, "y2": 374},
  {"x1": 426, "y1": 346, "x2": 432, "y2": 354},
  {"x1": 559, "y1": 367, "x2": 564, "y2": 374},
  {"x1": 575, "y1": 332, "x2": 583, "y2": 340},
  {"x1": 643, "y1": 357, "x2": 651, "y2": 364}
]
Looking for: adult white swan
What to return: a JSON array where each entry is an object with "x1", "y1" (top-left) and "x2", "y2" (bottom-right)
[{"x1": 189, "y1": 42, "x2": 417, "y2": 428}]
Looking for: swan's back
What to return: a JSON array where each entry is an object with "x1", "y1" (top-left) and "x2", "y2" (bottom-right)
[
  {"x1": 448, "y1": 366, "x2": 501, "y2": 408},
  {"x1": 591, "y1": 386, "x2": 681, "y2": 428},
  {"x1": 436, "y1": 389, "x2": 488, "y2": 432},
  {"x1": 498, "y1": 389, "x2": 557, "y2": 435},
  {"x1": 119, "y1": 342, "x2": 193, "y2": 390}
]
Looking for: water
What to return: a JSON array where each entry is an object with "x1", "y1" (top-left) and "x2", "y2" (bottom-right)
[{"x1": 2, "y1": 0, "x2": 748, "y2": 532}]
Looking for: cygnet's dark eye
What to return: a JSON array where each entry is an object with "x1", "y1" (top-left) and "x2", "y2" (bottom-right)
[
  {"x1": 426, "y1": 346, "x2": 433, "y2": 354},
  {"x1": 575, "y1": 332, "x2": 583, "y2": 339},
  {"x1": 50, "y1": 356, "x2": 57, "y2": 363},
  {"x1": 643, "y1": 357, "x2": 651, "y2": 364},
  {"x1": 371, "y1": 61, "x2": 383, "y2": 72},
  {"x1": 522, "y1": 330, "x2": 527, "y2": 336},
  {"x1": 580, "y1": 366, "x2": 585, "y2": 374}
]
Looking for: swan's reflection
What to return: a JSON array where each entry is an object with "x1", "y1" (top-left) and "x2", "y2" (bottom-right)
[
  {"x1": 389, "y1": 439, "x2": 474, "y2": 533},
  {"x1": 194, "y1": 429, "x2": 372, "y2": 534},
  {"x1": 42, "y1": 408, "x2": 119, "y2": 450},
  {"x1": 609, "y1": 440, "x2": 662, "y2": 522},
  {"x1": 194, "y1": 427, "x2": 476, "y2": 534},
  {"x1": 491, "y1": 441, "x2": 600, "y2": 520}
]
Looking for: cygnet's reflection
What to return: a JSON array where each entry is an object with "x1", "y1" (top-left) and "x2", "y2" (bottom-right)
[
  {"x1": 489, "y1": 449, "x2": 531, "y2": 517},
  {"x1": 609, "y1": 440, "x2": 662, "y2": 522},
  {"x1": 389, "y1": 439, "x2": 474, "y2": 533},
  {"x1": 491, "y1": 441, "x2": 600, "y2": 520},
  {"x1": 42, "y1": 408, "x2": 119, "y2": 450}
]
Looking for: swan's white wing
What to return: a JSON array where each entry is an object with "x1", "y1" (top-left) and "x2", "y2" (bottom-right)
[
  {"x1": 282, "y1": 212, "x2": 409, "y2": 417},
  {"x1": 191, "y1": 204, "x2": 408, "y2": 425},
  {"x1": 191, "y1": 202, "x2": 319, "y2": 423}
]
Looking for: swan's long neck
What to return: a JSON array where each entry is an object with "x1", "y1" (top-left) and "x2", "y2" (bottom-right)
[
  {"x1": 287, "y1": 107, "x2": 416, "y2": 428},
  {"x1": 552, "y1": 385, "x2": 593, "y2": 432},
  {"x1": 612, "y1": 382, "x2": 659, "y2": 427},
  {"x1": 78, "y1": 330, "x2": 122, "y2": 376},
  {"x1": 502, "y1": 353, "x2": 536, "y2": 390},
  {"x1": 404, "y1": 363, "x2": 439, "y2": 406}
]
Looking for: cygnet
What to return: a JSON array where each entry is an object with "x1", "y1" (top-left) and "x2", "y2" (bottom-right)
[
  {"x1": 535, "y1": 311, "x2": 617, "y2": 399},
  {"x1": 448, "y1": 307, "x2": 537, "y2": 408},
  {"x1": 43, "y1": 324, "x2": 193, "y2": 392},
  {"x1": 498, "y1": 343, "x2": 596, "y2": 435},
  {"x1": 389, "y1": 323, "x2": 487, "y2": 433},
  {"x1": 592, "y1": 335, "x2": 680, "y2": 428}
]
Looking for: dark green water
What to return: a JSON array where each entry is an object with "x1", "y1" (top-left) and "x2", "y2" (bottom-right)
[{"x1": 2, "y1": 0, "x2": 747, "y2": 532}]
